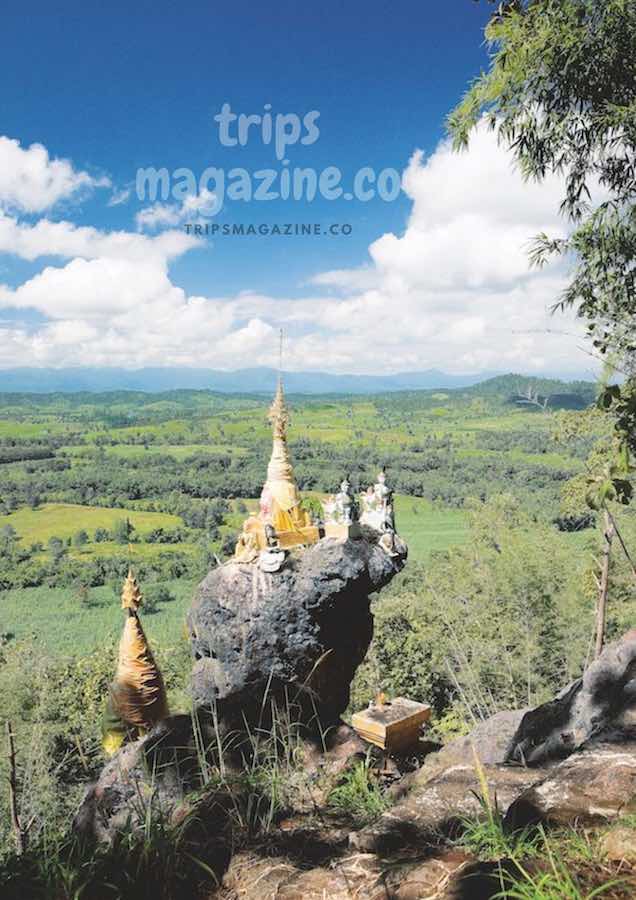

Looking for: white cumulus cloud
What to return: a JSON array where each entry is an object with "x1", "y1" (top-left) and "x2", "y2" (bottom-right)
[
  {"x1": 0, "y1": 136, "x2": 109, "y2": 213},
  {"x1": 0, "y1": 124, "x2": 593, "y2": 375},
  {"x1": 135, "y1": 188, "x2": 218, "y2": 231}
]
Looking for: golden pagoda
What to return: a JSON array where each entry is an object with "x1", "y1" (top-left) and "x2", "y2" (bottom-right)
[
  {"x1": 234, "y1": 377, "x2": 320, "y2": 558},
  {"x1": 102, "y1": 569, "x2": 169, "y2": 755}
]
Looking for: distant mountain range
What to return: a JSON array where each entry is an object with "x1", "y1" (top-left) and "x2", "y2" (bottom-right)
[
  {"x1": 0, "y1": 366, "x2": 592, "y2": 395},
  {"x1": 0, "y1": 366, "x2": 499, "y2": 394}
]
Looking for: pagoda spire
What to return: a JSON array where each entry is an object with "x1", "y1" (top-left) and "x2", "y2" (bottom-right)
[
  {"x1": 266, "y1": 373, "x2": 295, "y2": 486},
  {"x1": 233, "y1": 329, "x2": 318, "y2": 551}
]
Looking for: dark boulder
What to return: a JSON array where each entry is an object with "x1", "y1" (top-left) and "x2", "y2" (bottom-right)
[
  {"x1": 506, "y1": 631, "x2": 636, "y2": 765},
  {"x1": 187, "y1": 534, "x2": 406, "y2": 729}
]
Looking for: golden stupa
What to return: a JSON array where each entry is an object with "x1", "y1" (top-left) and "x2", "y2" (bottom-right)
[
  {"x1": 102, "y1": 569, "x2": 169, "y2": 755},
  {"x1": 234, "y1": 377, "x2": 320, "y2": 558}
]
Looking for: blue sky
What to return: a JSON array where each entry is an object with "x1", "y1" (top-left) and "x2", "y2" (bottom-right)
[{"x1": 0, "y1": 1, "x2": 591, "y2": 376}]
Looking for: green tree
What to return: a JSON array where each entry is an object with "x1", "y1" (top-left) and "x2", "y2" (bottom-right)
[
  {"x1": 47, "y1": 536, "x2": 66, "y2": 564},
  {"x1": 449, "y1": 0, "x2": 636, "y2": 474},
  {"x1": 73, "y1": 529, "x2": 89, "y2": 548},
  {"x1": 113, "y1": 518, "x2": 133, "y2": 545},
  {"x1": 0, "y1": 524, "x2": 18, "y2": 552}
]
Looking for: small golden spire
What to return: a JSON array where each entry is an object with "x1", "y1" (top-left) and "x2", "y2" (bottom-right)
[
  {"x1": 121, "y1": 568, "x2": 142, "y2": 612},
  {"x1": 102, "y1": 569, "x2": 168, "y2": 755},
  {"x1": 265, "y1": 376, "x2": 296, "y2": 487},
  {"x1": 268, "y1": 376, "x2": 290, "y2": 440}
]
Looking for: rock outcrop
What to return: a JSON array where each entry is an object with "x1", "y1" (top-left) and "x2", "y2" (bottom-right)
[
  {"x1": 75, "y1": 583, "x2": 636, "y2": 900},
  {"x1": 74, "y1": 714, "x2": 217, "y2": 843},
  {"x1": 187, "y1": 533, "x2": 406, "y2": 729},
  {"x1": 505, "y1": 742, "x2": 636, "y2": 829},
  {"x1": 350, "y1": 761, "x2": 545, "y2": 854},
  {"x1": 74, "y1": 716, "x2": 370, "y2": 848},
  {"x1": 506, "y1": 630, "x2": 636, "y2": 765}
]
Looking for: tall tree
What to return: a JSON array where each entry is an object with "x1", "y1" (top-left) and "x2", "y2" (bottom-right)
[{"x1": 449, "y1": 0, "x2": 636, "y2": 484}]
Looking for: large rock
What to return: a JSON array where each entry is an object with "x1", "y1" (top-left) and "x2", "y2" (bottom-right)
[
  {"x1": 74, "y1": 717, "x2": 369, "y2": 852},
  {"x1": 74, "y1": 714, "x2": 218, "y2": 843},
  {"x1": 220, "y1": 849, "x2": 482, "y2": 900},
  {"x1": 506, "y1": 631, "x2": 636, "y2": 765},
  {"x1": 350, "y1": 761, "x2": 545, "y2": 854},
  {"x1": 505, "y1": 742, "x2": 636, "y2": 829},
  {"x1": 431, "y1": 710, "x2": 527, "y2": 770},
  {"x1": 187, "y1": 534, "x2": 406, "y2": 728}
]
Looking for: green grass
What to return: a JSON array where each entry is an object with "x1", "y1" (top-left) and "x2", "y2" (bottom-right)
[
  {"x1": 0, "y1": 503, "x2": 183, "y2": 546},
  {"x1": 0, "y1": 579, "x2": 195, "y2": 654},
  {"x1": 62, "y1": 443, "x2": 247, "y2": 459},
  {"x1": 394, "y1": 495, "x2": 469, "y2": 560},
  {"x1": 328, "y1": 758, "x2": 388, "y2": 823},
  {"x1": 0, "y1": 420, "x2": 72, "y2": 438}
]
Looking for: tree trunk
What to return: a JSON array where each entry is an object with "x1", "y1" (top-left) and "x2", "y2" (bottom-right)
[
  {"x1": 595, "y1": 510, "x2": 615, "y2": 659},
  {"x1": 6, "y1": 721, "x2": 24, "y2": 855}
]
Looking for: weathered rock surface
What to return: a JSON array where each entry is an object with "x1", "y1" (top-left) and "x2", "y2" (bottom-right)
[
  {"x1": 506, "y1": 631, "x2": 636, "y2": 765},
  {"x1": 381, "y1": 851, "x2": 475, "y2": 900},
  {"x1": 220, "y1": 851, "x2": 386, "y2": 899},
  {"x1": 505, "y1": 742, "x2": 636, "y2": 829},
  {"x1": 219, "y1": 848, "x2": 521, "y2": 900},
  {"x1": 187, "y1": 534, "x2": 406, "y2": 728},
  {"x1": 429, "y1": 709, "x2": 527, "y2": 770},
  {"x1": 601, "y1": 826, "x2": 636, "y2": 863},
  {"x1": 74, "y1": 714, "x2": 217, "y2": 843},
  {"x1": 350, "y1": 761, "x2": 545, "y2": 854}
]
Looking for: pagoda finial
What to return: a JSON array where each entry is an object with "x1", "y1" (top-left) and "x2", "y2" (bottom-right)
[
  {"x1": 268, "y1": 375, "x2": 290, "y2": 441},
  {"x1": 121, "y1": 568, "x2": 142, "y2": 613}
]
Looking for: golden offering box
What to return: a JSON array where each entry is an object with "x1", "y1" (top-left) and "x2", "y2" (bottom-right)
[{"x1": 352, "y1": 697, "x2": 431, "y2": 752}]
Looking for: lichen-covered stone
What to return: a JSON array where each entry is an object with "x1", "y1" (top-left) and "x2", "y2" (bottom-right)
[{"x1": 187, "y1": 534, "x2": 406, "y2": 728}]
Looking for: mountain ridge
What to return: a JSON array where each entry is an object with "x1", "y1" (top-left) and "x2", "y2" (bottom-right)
[{"x1": 0, "y1": 366, "x2": 592, "y2": 395}]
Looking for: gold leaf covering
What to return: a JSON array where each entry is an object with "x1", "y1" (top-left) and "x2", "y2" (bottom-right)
[{"x1": 113, "y1": 613, "x2": 169, "y2": 731}]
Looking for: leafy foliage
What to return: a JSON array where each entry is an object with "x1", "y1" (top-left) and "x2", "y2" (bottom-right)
[
  {"x1": 449, "y1": 0, "x2": 636, "y2": 495},
  {"x1": 327, "y1": 757, "x2": 387, "y2": 824}
]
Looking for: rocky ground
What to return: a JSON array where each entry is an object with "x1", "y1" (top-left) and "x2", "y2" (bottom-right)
[{"x1": 74, "y1": 540, "x2": 636, "y2": 899}]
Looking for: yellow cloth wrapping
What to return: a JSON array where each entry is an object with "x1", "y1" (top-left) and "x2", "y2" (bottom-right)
[
  {"x1": 112, "y1": 614, "x2": 169, "y2": 731},
  {"x1": 268, "y1": 479, "x2": 300, "y2": 513}
]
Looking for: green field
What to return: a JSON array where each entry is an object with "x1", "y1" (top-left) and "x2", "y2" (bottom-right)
[
  {"x1": 0, "y1": 503, "x2": 183, "y2": 546},
  {"x1": 0, "y1": 376, "x2": 603, "y2": 658},
  {"x1": 0, "y1": 496, "x2": 467, "y2": 657},
  {"x1": 393, "y1": 495, "x2": 469, "y2": 559},
  {"x1": 62, "y1": 443, "x2": 247, "y2": 460},
  {"x1": 0, "y1": 579, "x2": 195, "y2": 655}
]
